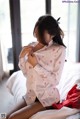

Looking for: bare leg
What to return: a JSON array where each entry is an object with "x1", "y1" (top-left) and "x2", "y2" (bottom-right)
[
  {"x1": 8, "y1": 101, "x2": 46, "y2": 119},
  {"x1": 6, "y1": 98, "x2": 26, "y2": 119}
]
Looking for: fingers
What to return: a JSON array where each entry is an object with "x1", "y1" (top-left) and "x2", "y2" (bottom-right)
[{"x1": 19, "y1": 46, "x2": 33, "y2": 58}]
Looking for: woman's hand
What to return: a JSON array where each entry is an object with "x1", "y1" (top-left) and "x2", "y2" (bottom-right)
[
  {"x1": 19, "y1": 46, "x2": 33, "y2": 58},
  {"x1": 33, "y1": 42, "x2": 44, "y2": 52},
  {"x1": 28, "y1": 54, "x2": 38, "y2": 67}
]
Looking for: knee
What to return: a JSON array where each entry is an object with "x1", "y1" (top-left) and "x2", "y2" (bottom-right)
[{"x1": 8, "y1": 113, "x2": 17, "y2": 119}]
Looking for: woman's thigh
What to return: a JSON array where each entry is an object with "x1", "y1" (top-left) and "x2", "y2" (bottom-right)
[{"x1": 8, "y1": 101, "x2": 46, "y2": 119}]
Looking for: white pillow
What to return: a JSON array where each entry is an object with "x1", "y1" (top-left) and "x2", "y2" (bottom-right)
[
  {"x1": 57, "y1": 61, "x2": 80, "y2": 100},
  {"x1": 6, "y1": 70, "x2": 27, "y2": 102}
]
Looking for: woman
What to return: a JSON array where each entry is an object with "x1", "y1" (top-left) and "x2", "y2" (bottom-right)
[{"x1": 7, "y1": 15, "x2": 66, "y2": 119}]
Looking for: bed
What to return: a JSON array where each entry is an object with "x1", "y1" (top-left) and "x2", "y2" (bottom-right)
[{"x1": 6, "y1": 61, "x2": 80, "y2": 119}]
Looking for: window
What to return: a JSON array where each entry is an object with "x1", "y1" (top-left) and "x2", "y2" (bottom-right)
[
  {"x1": 20, "y1": 0, "x2": 45, "y2": 46},
  {"x1": 0, "y1": 0, "x2": 13, "y2": 70},
  {"x1": 51, "y1": 0, "x2": 78, "y2": 62}
]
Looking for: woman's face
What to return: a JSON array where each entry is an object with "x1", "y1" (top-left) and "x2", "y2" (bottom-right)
[
  {"x1": 34, "y1": 27, "x2": 54, "y2": 44},
  {"x1": 44, "y1": 31, "x2": 53, "y2": 44}
]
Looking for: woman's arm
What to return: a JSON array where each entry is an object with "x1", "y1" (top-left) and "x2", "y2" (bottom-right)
[
  {"x1": 32, "y1": 42, "x2": 44, "y2": 52},
  {"x1": 19, "y1": 42, "x2": 44, "y2": 58},
  {"x1": 33, "y1": 46, "x2": 66, "y2": 84},
  {"x1": 27, "y1": 42, "x2": 45, "y2": 67},
  {"x1": 19, "y1": 46, "x2": 33, "y2": 58}
]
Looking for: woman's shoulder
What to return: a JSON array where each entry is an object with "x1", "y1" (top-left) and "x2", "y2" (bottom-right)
[
  {"x1": 59, "y1": 45, "x2": 66, "y2": 50},
  {"x1": 52, "y1": 43, "x2": 66, "y2": 50},
  {"x1": 58, "y1": 45, "x2": 66, "y2": 56},
  {"x1": 58, "y1": 45, "x2": 66, "y2": 54},
  {"x1": 50, "y1": 44, "x2": 66, "y2": 55}
]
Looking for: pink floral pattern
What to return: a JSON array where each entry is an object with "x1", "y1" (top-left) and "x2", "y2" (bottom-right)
[{"x1": 19, "y1": 40, "x2": 66, "y2": 107}]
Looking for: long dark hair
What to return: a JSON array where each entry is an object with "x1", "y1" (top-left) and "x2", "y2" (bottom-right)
[
  {"x1": 36, "y1": 15, "x2": 66, "y2": 48},
  {"x1": 33, "y1": 15, "x2": 46, "y2": 36}
]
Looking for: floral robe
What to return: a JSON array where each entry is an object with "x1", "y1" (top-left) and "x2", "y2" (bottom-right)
[{"x1": 19, "y1": 40, "x2": 66, "y2": 107}]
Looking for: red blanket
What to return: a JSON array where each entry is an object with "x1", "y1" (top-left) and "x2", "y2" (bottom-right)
[{"x1": 52, "y1": 84, "x2": 80, "y2": 109}]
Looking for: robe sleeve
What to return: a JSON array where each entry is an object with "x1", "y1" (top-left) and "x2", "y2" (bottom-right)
[{"x1": 34, "y1": 46, "x2": 66, "y2": 85}]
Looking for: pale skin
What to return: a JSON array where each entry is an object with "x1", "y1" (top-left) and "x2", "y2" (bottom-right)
[{"x1": 6, "y1": 29, "x2": 54, "y2": 119}]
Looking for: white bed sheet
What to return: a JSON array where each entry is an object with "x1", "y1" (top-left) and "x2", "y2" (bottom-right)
[{"x1": 6, "y1": 62, "x2": 80, "y2": 119}]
